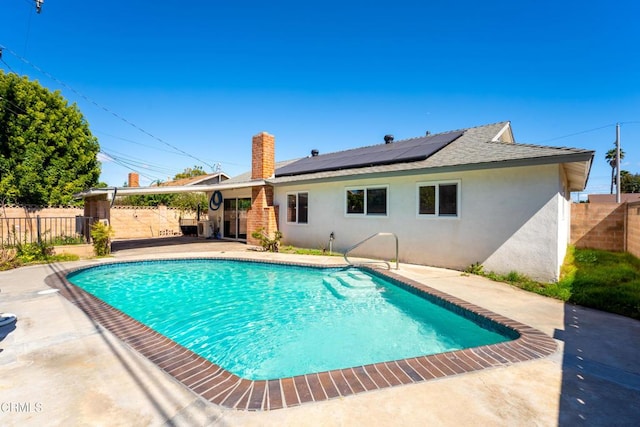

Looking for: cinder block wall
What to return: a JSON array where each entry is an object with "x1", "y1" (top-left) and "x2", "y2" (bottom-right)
[
  {"x1": 1, "y1": 206, "x2": 84, "y2": 243},
  {"x1": 627, "y1": 202, "x2": 640, "y2": 258},
  {"x1": 571, "y1": 203, "x2": 626, "y2": 251},
  {"x1": 110, "y1": 206, "x2": 196, "y2": 239},
  {"x1": 1, "y1": 205, "x2": 197, "y2": 241},
  {"x1": 1, "y1": 206, "x2": 84, "y2": 218}
]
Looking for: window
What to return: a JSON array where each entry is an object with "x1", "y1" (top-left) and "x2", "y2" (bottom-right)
[
  {"x1": 287, "y1": 192, "x2": 308, "y2": 224},
  {"x1": 418, "y1": 181, "x2": 459, "y2": 217},
  {"x1": 346, "y1": 186, "x2": 387, "y2": 216},
  {"x1": 346, "y1": 189, "x2": 364, "y2": 214}
]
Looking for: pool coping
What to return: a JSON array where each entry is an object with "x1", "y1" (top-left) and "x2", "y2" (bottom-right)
[{"x1": 45, "y1": 257, "x2": 558, "y2": 411}]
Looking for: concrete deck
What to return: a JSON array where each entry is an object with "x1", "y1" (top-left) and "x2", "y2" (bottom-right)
[{"x1": 1, "y1": 239, "x2": 639, "y2": 426}]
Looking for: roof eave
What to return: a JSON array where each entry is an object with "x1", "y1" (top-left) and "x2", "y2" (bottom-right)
[
  {"x1": 75, "y1": 180, "x2": 266, "y2": 199},
  {"x1": 269, "y1": 152, "x2": 595, "y2": 187}
]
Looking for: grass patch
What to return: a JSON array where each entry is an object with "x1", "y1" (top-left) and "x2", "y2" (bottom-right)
[
  {"x1": 563, "y1": 248, "x2": 640, "y2": 320},
  {"x1": 0, "y1": 242, "x2": 80, "y2": 270},
  {"x1": 279, "y1": 245, "x2": 342, "y2": 256},
  {"x1": 482, "y1": 269, "x2": 572, "y2": 301},
  {"x1": 465, "y1": 246, "x2": 640, "y2": 320},
  {"x1": 49, "y1": 234, "x2": 87, "y2": 246}
]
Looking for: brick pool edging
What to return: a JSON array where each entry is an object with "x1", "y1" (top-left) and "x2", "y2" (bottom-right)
[{"x1": 45, "y1": 258, "x2": 558, "y2": 411}]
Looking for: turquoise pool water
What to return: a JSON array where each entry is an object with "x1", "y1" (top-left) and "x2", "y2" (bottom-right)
[{"x1": 67, "y1": 259, "x2": 513, "y2": 380}]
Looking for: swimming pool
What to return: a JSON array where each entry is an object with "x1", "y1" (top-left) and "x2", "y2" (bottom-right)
[
  {"x1": 66, "y1": 259, "x2": 513, "y2": 380},
  {"x1": 51, "y1": 257, "x2": 557, "y2": 410}
]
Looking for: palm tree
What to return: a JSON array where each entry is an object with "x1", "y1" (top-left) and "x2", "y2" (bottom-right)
[{"x1": 605, "y1": 146, "x2": 625, "y2": 194}]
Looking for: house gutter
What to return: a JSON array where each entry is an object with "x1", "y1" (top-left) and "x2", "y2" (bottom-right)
[
  {"x1": 75, "y1": 180, "x2": 266, "y2": 200},
  {"x1": 269, "y1": 152, "x2": 595, "y2": 189}
]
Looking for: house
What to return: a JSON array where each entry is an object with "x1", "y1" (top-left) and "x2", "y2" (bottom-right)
[
  {"x1": 124, "y1": 171, "x2": 230, "y2": 188},
  {"x1": 212, "y1": 121, "x2": 593, "y2": 281},
  {"x1": 81, "y1": 121, "x2": 593, "y2": 281}
]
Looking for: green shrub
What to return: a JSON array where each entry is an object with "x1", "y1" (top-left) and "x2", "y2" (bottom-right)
[
  {"x1": 16, "y1": 240, "x2": 54, "y2": 263},
  {"x1": 251, "y1": 228, "x2": 283, "y2": 252},
  {"x1": 464, "y1": 262, "x2": 484, "y2": 275},
  {"x1": 91, "y1": 221, "x2": 115, "y2": 256}
]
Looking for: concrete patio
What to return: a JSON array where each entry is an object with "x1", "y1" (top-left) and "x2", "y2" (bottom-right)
[{"x1": 1, "y1": 239, "x2": 639, "y2": 426}]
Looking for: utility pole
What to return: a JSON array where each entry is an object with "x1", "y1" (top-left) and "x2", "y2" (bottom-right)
[{"x1": 616, "y1": 123, "x2": 621, "y2": 203}]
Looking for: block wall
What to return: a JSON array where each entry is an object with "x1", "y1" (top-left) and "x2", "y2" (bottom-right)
[
  {"x1": 627, "y1": 202, "x2": 640, "y2": 258},
  {"x1": 571, "y1": 202, "x2": 625, "y2": 251},
  {"x1": 0, "y1": 205, "x2": 197, "y2": 241},
  {"x1": 109, "y1": 205, "x2": 196, "y2": 239},
  {"x1": 0, "y1": 206, "x2": 84, "y2": 244}
]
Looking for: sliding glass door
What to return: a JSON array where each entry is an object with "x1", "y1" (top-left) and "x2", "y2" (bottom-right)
[{"x1": 223, "y1": 198, "x2": 251, "y2": 240}]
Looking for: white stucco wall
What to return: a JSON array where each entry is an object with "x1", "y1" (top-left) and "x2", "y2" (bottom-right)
[
  {"x1": 556, "y1": 167, "x2": 572, "y2": 279},
  {"x1": 274, "y1": 164, "x2": 567, "y2": 281}
]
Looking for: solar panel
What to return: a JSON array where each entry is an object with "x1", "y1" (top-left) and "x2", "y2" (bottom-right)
[{"x1": 275, "y1": 130, "x2": 464, "y2": 177}]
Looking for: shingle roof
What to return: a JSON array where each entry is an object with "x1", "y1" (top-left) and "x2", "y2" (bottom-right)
[
  {"x1": 269, "y1": 121, "x2": 594, "y2": 191},
  {"x1": 156, "y1": 172, "x2": 229, "y2": 187},
  {"x1": 222, "y1": 160, "x2": 298, "y2": 185}
]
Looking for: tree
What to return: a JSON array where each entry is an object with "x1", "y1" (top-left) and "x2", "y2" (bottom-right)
[
  {"x1": 173, "y1": 166, "x2": 207, "y2": 180},
  {"x1": 115, "y1": 167, "x2": 208, "y2": 208},
  {"x1": 171, "y1": 192, "x2": 208, "y2": 211},
  {"x1": 605, "y1": 146, "x2": 625, "y2": 195},
  {"x1": 0, "y1": 71, "x2": 100, "y2": 205},
  {"x1": 621, "y1": 171, "x2": 640, "y2": 193}
]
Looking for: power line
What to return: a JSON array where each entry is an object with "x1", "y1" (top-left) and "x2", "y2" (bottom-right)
[
  {"x1": 95, "y1": 130, "x2": 248, "y2": 168},
  {"x1": 535, "y1": 124, "x2": 616, "y2": 144},
  {"x1": 1, "y1": 89, "x2": 241, "y2": 178},
  {"x1": 0, "y1": 51, "x2": 18, "y2": 74},
  {"x1": 95, "y1": 130, "x2": 187, "y2": 155},
  {"x1": 535, "y1": 121, "x2": 639, "y2": 145},
  {"x1": 0, "y1": 44, "x2": 216, "y2": 171},
  {"x1": 0, "y1": 94, "x2": 28, "y2": 115},
  {"x1": 99, "y1": 148, "x2": 180, "y2": 176},
  {"x1": 100, "y1": 151, "x2": 162, "y2": 184}
]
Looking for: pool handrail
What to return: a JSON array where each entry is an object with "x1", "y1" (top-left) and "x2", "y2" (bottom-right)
[{"x1": 343, "y1": 232, "x2": 399, "y2": 270}]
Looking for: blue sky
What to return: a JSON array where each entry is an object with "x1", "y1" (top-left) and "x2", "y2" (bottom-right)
[{"x1": 2, "y1": 1, "x2": 638, "y2": 199}]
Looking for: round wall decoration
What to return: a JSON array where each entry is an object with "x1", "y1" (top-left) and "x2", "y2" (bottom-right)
[{"x1": 209, "y1": 191, "x2": 223, "y2": 210}]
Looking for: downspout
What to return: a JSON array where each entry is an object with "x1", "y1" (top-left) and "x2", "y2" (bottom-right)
[{"x1": 110, "y1": 187, "x2": 117, "y2": 207}]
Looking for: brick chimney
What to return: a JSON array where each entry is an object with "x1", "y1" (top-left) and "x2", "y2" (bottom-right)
[
  {"x1": 128, "y1": 172, "x2": 140, "y2": 188},
  {"x1": 251, "y1": 132, "x2": 275, "y2": 180},
  {"x1": 247, "y1": 132, "x2": 278, "y2": 246}
]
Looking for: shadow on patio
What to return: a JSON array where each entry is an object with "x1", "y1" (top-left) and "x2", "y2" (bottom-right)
[{"x1": 555, "y1": 303, "x2": 640, "y2": 425}]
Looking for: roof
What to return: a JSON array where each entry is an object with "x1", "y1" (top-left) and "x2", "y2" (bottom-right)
[
  {"x1": 76, "y1": 121, "x2": 595, "y2": 200},
  {"x1": 275, "y1": 130, "x2": 464, "y2": 177},
  {"x1": 270, "y1": 121, "x2": 594, "y2": 191},
  {"x1": 155, "y1": 172, "x2": 229, "y2": 187},
  {"x1": 77, "y1": 179, "x2": 264, "y2": 200}
]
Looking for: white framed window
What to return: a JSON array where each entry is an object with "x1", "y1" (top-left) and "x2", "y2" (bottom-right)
[
  {"x1": 417, "y1": 180, "x2": 460, "y2": 218},
  {"x1": 345, "y1": 186, "x2": 388, "y2": 216},
  {"x1": 287, "y1": 192, "x2": 308, "y2": 224}
]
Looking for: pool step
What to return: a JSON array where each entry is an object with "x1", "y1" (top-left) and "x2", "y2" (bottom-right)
[{"x1": 323, "y1": 270, "x2": 379, "y2": 299}]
